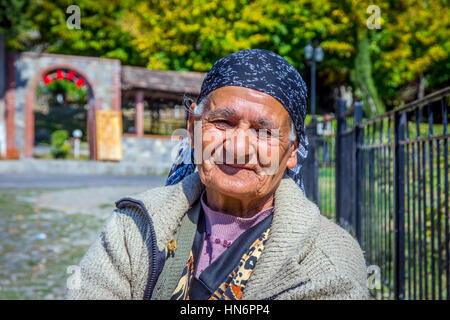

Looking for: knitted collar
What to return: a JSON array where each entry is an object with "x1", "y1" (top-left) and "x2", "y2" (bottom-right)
[{"x1": 119, "y1": 171, "x2": 321, "y2": 299}]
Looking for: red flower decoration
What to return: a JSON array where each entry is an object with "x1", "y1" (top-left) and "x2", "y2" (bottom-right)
[
  {"x1": 75, "y1": 77, "x2": 85, "y2": 88},
  {"x1": 43, "y1": 74, "x2": 53, "y2": 85},
  {"x1": 56, "y1": 69, "x2": 64, "y2": 80},
  {"x1": 66, "y1": 71, "x2": 76, "y2": 81}
]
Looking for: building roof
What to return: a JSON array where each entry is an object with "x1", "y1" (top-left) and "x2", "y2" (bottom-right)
[{"x1": 121, "y1": 66, "x2": 206, "y2": 95}]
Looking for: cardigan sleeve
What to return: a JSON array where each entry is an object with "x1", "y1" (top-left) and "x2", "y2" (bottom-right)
[
  {"x1": 307, "y1": 275, "x2": 369, "y2": 300},
  {"x1": 272, "y1": 216, "x2": 369, "y2": 300},
  {"x1": 306, "y1": 217, "x2": 369, "y2": 300}
]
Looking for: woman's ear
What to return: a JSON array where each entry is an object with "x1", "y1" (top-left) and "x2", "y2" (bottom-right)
[
  {"x1": 286, "y1": 141, "x2": 298, "y2": 169},
  {"x1": 187, "y1": 102, "x2": 197, "y2": 148}
]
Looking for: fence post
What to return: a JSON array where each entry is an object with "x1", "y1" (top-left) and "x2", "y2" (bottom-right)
[
  {"x1": 312, "y1": 118, "x2": 320, "y2": 206},
  {"x1": 335, "y1": 98, "x2": 347, "y2": 225},
  {"x1": 394, "y1": 111, "x2": 406, "y2": 300},
  {"x1": 354, "y1": 101, "x2": 363, "y2": 243},
  {"x1": 306, "y1": 119, "x2": 320, "y2": 205},
  {"x1": 303, "y1": 124, "x2": 319, "y2": 205}
]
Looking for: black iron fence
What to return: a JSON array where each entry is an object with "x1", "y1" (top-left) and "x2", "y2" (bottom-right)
[
  {"x1": 304, "y1": 87, "x2": 450, "y2": 300},
  {"x1": 303, "y1": 116, "x2": 336, "y2": 221}
]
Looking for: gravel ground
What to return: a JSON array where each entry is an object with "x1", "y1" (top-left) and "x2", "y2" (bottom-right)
[
  {"x1": 0, "y1": 173, "x2": 166, "y2": 189},
  {"x1": 0, "y1": 183, "x2": 161, "y2": 300}
]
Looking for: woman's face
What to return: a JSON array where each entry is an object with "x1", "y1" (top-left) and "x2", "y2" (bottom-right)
[{"x1": 188, "y1": 86, "x2": 298, "y2": 201}]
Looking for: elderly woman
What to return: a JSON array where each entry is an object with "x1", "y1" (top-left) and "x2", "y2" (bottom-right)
[{"x1": 67, "y1": 49, "x2": 368, "y2": 300}]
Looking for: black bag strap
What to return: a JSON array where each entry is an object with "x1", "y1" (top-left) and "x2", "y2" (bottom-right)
[{"x1": 151, "y1": 200, "x2": 201, "y2": 300}]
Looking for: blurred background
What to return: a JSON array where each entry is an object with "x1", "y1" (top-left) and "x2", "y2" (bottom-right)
[{"x1": 0, "y1": 0, "x2": 448, "y2": 300}]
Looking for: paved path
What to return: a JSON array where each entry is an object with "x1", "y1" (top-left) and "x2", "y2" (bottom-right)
[
  {"x1": 0, "y1": 174, "x2": 167, "y2": 299},
  {"x1": 0, "y1": 173, "x2": 167, "y2": 189}
]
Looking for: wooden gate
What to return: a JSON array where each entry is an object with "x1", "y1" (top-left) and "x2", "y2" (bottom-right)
[{"x1": 95, "y1": 109, "x2": 123, "y2": 161}]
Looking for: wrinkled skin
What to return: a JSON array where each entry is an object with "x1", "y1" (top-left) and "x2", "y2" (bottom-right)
[{"x1": 187, "y1": 86, "x2": 298, "y2": 218}]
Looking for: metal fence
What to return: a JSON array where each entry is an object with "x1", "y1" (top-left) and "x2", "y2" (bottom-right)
[
  {"x1": 303, "y1": 87, "x2": 450, "y2": 300},
  {"x1": 303, "y1": 116, "x2": 336, "y2": 221}
]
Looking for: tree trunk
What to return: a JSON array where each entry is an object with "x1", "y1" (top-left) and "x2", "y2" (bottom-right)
[
  {"x1": 418, "y1": 72, "x2": 425, "y2": 100},
  {"x1": 351, "y1": 29, "x2": 385, "y2": 117}
]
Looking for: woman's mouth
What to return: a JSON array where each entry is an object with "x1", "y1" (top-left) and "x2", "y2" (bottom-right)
[{"x1": 217, "y1": 163, "x2": 257, "y2": 174}]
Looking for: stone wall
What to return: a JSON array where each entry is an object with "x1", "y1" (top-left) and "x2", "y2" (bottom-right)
[
  {"x1": 0, "y1": 158, "x2": 167, "y2": 175},
  {"x1": 0, "y1": 136, "x2": 181, "y2": 175},
  {"x1": 122, "y1": 135, "x2": 180, "y2": 171}
]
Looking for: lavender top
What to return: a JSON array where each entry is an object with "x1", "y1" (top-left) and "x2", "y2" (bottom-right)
[{"x1": 195, "y1": 190, "x2": 274, "y2": 278}]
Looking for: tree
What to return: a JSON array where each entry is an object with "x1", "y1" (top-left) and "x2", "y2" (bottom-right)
[
  {"x1": 4, "y1": 0, "x2": 449, "y2": 112},
  {"x1": 123, "y1": 0, "x2": 384, "y2": 114},
  {"x1": 0, "y1": 0, "x2": 32, "y2": 43},
  {"x1": 372, "y1": 0, "x2": 450, "y2": 105},
  {"x1": 352, "y1": 29, "x2": 385, "y2": 116},
  {"x1": 6, "y1": 0, "x2": 145, "y2": 66}
]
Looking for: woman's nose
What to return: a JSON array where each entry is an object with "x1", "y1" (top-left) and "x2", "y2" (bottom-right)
[{"x1": 224, "y1": 128, "x2": 256, "y2": 164}]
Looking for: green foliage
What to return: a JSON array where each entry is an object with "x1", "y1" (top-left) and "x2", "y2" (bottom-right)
[
  {"x1": 122, "y1": 0, "x2": 356, "y2": 76},
  {"x1": 51, "y1": 130, "x2": 68, "y2": 147},
  {"x1": 371, "y1": 0, "x2": 450, "y2": 105},
  {"x1": 121, "y1": 0, "x2": 449, "y2": 110},
  {"x1": 0, "y1": 0, "x2": 32, "y2": 42},
  {"x1": 41, "y1": 80, "x2": 87, "y2": 104},
  {"x1": 10, "y1": 0, "x2": 145, "y2": 66},
  {"x1": 304, "y1": 114, "x2": 313, "y2": 126},
  {"x1": 50, "y1": 130, "x2": 70, "y2": 158},
  {"x1": 3, "y1": 0, "x2": 450, "y2": 112}
]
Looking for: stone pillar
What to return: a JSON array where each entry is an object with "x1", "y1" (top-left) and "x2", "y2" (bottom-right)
[
  {"x1": 5, "y1": 52, "x2": 17, "y2": 158},
  {"x1": 0, "y1": 34, "x2": 6, "y2": 158},
  {"x1": 135, "y1": 90, "x2": 144, "y2": 137}
]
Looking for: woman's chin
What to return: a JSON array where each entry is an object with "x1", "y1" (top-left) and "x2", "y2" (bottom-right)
[{"x1": 203, "y1": 167, "x2": 261, "y2": 198}]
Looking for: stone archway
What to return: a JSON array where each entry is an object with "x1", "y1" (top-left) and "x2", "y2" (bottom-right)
[{"x1": 24, "y1": 64, "x2": 98, "y2": 159}]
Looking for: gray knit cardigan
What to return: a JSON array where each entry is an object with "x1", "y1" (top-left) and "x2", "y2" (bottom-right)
[{"x1": 66, "y1": 172, "x2": 369, "y2": 300}]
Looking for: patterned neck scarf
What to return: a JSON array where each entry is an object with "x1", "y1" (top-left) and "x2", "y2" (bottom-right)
[
  {"x1": 171, "y1": 223, "x2": 271, "y2": 300},
  {"x1": 166, "y1": 49, "x2": 309, "y2": 193}
]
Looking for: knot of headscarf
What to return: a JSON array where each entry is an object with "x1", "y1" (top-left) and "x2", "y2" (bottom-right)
[{"x1": 166, "y1": 49, "x2": 309, "y2": 194}]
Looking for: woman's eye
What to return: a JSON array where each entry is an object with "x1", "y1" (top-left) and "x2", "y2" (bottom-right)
[
  {"x1": 258, "y1": 129, "x2": 272, "y2": 138},
  {"x1": 213, "y1": 120, "x2": 232, "y2": 128}
]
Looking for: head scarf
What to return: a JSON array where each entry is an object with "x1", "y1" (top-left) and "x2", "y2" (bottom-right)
[{"x1": 166, "y1": 49, "x2": 309, "y2": 194}]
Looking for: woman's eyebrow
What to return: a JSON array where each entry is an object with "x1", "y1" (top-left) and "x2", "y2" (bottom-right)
[
  {"x1": 255, "y1": 118, "x2": 278, "y2": 129},
  {"x1": 206, "y1": 107, "x2": 279, "y2": 128},
  {"x1": 205, "y1": 107, "x2": 237, "y2": 120}
]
